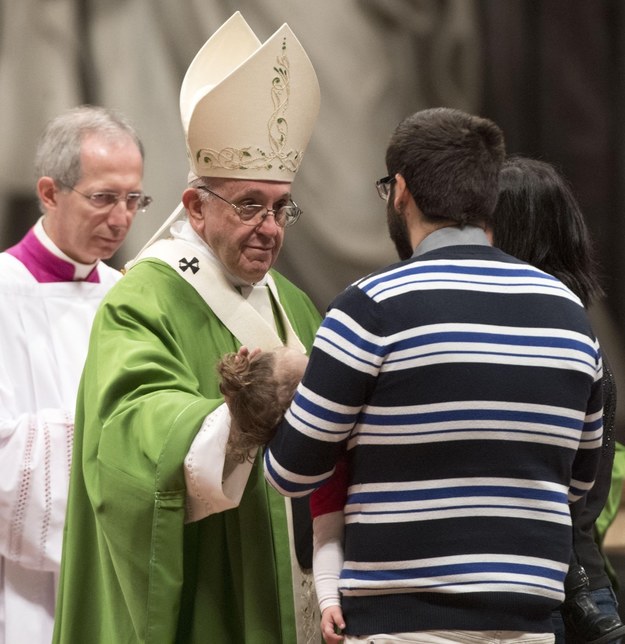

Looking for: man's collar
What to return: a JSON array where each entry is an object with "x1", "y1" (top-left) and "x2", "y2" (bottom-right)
[{"x1": 412, "y1": 225, "x2": 490, "y2": 258}]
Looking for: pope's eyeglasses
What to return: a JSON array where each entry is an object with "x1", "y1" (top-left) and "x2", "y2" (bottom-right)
[{"x1": 196, "y1": 186, "x2": 301, "y2": 228}]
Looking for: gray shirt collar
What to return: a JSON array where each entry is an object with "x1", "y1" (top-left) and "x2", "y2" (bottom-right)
[{"x1": 412, "y1": 225, "x2": 490, "y2": 258}]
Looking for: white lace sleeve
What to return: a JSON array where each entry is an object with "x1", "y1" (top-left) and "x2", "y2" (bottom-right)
[
  {"x1": 183, "y1": 402, "x2": 256, "y2": 523},
  {"x1": 0, "y1": 409, "x2": 73, "y2": 572}
]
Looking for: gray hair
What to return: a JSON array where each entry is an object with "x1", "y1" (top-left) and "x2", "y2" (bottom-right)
[
  {"x1": 34, "y1": 104, "x2": 145, "y2": 188},
  {"x1": 188, "y1": 175, "x2": 224, "y2": 205}
]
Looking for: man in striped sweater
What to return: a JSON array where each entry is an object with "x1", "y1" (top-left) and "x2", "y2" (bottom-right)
[{"x1": 265, "y1": 108, "x2": 603, "y2": 643}]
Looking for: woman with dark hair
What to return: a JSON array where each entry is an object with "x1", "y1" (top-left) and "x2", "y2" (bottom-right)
[
  {"x1": 493, "y1": 156, "x2": 624, "y2": 644},
  {"x1": 494, "y1": 156, "x2": 602, "y2": 307}
]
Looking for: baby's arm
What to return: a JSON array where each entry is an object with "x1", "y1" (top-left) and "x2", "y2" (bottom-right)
[
  {"x1": 310, "y1": 456, "x2": 349, "y2": 641},
  {"x1": 313, "y1": 510, "x2": 345, "y2": 643}
]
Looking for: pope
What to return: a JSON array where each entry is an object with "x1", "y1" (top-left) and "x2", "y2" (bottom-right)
[{"x1": 53, "y1": 12, "x2": 321, "y2": 644}]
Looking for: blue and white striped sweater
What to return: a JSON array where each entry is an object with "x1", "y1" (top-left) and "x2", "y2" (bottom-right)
[{"x1": 265, "y1": 244, "x2": 602, "y2": 634}]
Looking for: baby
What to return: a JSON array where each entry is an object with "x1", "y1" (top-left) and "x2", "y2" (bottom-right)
[
  {"x1": 218, "y1": 346, "x2": 346, "y2": 643},
  {"x1": 218, "y1": 346, "x2": 308, "y2": 462}
]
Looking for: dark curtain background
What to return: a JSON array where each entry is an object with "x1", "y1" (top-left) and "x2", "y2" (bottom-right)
[{"x1": 480, "y1": 0, "x2": 625, "y2": 327}]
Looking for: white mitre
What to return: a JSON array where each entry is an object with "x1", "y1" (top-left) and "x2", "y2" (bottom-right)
[{"x1": 181, "y1": 11, "x2": 320, "y2": 182}]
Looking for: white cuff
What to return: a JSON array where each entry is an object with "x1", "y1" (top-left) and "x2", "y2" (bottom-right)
[{"x1": 184, "y1": 403, "x2": 256, "y2": 522}]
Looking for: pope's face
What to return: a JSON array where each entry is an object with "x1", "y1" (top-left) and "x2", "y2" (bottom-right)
[{"x1": 188, "y1": 179, "x2": 290, "y2": 284}]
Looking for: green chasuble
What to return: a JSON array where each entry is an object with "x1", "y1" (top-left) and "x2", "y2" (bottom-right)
[{"x1": 52, "y1": 256, "x2": 321, "y2": 643}]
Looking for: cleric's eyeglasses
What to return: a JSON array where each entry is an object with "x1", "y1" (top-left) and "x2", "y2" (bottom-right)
[{"x1": 58, "y1": 182, "x2": 152, "y2": 212}]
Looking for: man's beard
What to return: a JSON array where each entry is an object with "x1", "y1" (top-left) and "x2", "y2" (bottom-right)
[{"x1": 386, "y1": 201, "x2": 413, "y2": 260}]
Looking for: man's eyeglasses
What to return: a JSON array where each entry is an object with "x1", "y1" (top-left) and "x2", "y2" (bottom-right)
[
  {"x1": 375, "y1": 175, "x2": 396, "y2": 201},
  {"x1": 58, "y1": 182, "x2": 152, "y2": 212},
  {"x1": 196, "y1": 186, "x2": 301, "y2": 228}
]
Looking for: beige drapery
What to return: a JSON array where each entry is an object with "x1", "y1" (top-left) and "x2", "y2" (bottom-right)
[{"x1": 0, "y1": 0, "x2": 481, "y2": 311}]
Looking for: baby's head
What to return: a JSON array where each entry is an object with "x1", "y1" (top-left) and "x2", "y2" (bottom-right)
[
  {"x1": 272, "y1": 346, "x2": 308, "y2": 405},
  {"x1": 218, "y1": 347, "x2": 308, "y2": 462}
]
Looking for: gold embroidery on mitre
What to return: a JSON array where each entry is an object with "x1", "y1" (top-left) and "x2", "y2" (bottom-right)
[{"x1": 195, "y1": 37, "x2": 303, "y2": 174}]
